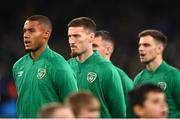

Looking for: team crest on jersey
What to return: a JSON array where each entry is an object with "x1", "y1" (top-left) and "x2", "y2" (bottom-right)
[
  {"x1": 87, "y1": 72, "x2": 97, "y2": 83},
  {"x1": 37, "y1": 68, "x2": 46, "y2": 79},
  {"x1": 157, "y1": 82, "x2": 167, "y2": 91}
]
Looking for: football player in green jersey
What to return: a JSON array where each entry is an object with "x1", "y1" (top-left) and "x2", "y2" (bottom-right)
[
  {"x1": 12, "y1": 15, "x2": 78, "y2": 118},
  {"x1": 67, "y1": 17, "x2": 126, "y2": 118},
  {"x1": 93, "y1": 30, "x2": 134, "y2": 117},
  {"x1": 134, "y1": 29, "x2": 180, "y2": 118}
]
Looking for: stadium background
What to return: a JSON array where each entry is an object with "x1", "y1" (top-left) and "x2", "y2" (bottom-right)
[{"x1": 0, "y1": 0, "x2": 179, "y2": 117}]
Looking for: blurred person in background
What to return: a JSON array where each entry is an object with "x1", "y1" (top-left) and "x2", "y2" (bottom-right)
[
  {"x1": 128, "y1": 83, "x2": 168, "y2": 118},
  {"x1": 38, "y1": 103, "x2": 75, "y2": 118},
  {"x1": 65, "y1": 91, "x2": 100, "y2": 118},
  {"x1": 93, "y1": 30, "x2": 134, "y2": 117}
]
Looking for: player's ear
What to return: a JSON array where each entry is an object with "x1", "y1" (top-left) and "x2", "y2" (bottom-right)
[
  {"x1": 157, "y1": 43, "x2": 163, "y2": 55},
  {"x1": 43, "y1": 30, "x2": 51, "y2": 41},
  {"x1": 105, "y1": 46, "x2": 111, "y2": 55},
  {"x1": 133, "y1": 105, "x2": 145, "y2": 117},
  {"x1": 89, "y1": 33, "x2": 95, "y2": 43}
]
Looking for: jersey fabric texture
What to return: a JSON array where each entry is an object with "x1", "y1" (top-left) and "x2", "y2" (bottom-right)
[
  {"x1": 13, "y1": 47, "x2": 78, "y2": 118},
  {"x1": 115, "y1": 66, "x2": 134, "y2": 117},
  {"x1": 134, "y1": 61, "x2": 180, "y2": 118},
  {"x1": 68, "y1": 51, "x2": 126, "y2": 118}
]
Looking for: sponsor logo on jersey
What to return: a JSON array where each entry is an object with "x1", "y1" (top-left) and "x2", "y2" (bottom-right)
[
  {"x1": 87, "y1": 72, "x2": 97, "y2": 83},
  {"x1": 158, "y1": 82, "x2": 167, "y2": 91},
  {"x1": 37, "y1": 68, "x2": 46, "y2": 79},
  {"x1": 17, "y1": 71, "x2": 24, "y2": 77}
]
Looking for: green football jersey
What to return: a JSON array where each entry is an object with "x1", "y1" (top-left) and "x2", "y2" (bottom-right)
[
  {"x1": 12, "y1": 47, "x2": 78, "y2": 118},
  {"x1": 68, "y1": 51, "x2": 126, "y2": 118},
  {"x1": 115, "y1": 67, "x2": 134, "y2": 117},
  {"x1": 134, "y1": 61, "x2": 180, "y2": 118}
]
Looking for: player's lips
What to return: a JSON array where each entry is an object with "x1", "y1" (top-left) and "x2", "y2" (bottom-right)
[
  {"x1": 24, "y1": 41, "x2": 31, "y2": 46},
  {"x1": 140, "y1": 53, "x2": 146, "y2": 57}
]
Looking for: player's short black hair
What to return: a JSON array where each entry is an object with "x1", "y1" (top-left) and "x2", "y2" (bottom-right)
[
  {"x1": 128, "y1": 84, "x2": 164, "y2": 108},
  {"x1": 95, "y1": 30, "x2": 115, "y2": 49},
  {"x1": 26, "y1": 15, "x2": 52, "y2": 31},
  {"x1": 68, "y1": 17, "x2": 96, "y2": 33},
  {"x1": 138, "y1": 29, "x2": 167, "y2": 47}
]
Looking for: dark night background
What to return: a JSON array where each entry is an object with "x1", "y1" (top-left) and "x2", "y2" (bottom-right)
[{"x1": 0, "y1": 0, "x2": 179, "y2": 117}]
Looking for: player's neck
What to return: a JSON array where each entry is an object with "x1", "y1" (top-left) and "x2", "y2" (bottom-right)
[
  {"x1": 76, "y1": 49, "x2": 93, "y2": 63},
  {"x1": 146, "y1": 56, "x2": 163, "y2": 72},
  {"x1": 104, "y1": 55, "x2": 110, "y2": 61},
  {"x1": 31, "y1": 44, "x2": 47, "y2": 60}
]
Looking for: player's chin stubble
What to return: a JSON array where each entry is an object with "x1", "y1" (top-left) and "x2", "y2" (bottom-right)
[
  {"x1": 70, "y1": 51, "x2": 79, "y2": 57},
  {"x1": 25, "y1": 47, "x2": 38, "y2": 53}
]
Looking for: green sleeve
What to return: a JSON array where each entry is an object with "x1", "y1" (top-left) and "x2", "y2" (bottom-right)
[
  {"x1": 123, "y1": 74, "x2": 134, "y2": 90},
  {"x1": 103, "y1": 68, "x2": 126, "y2": 117},
  {"x1": 171, "y1": 70, "x2": 180, "y2": 117},
  {"x1": 117, "y1": 69, "x2": 134, "y2": 117},
  {"x1": 117, "y1": 68, "x2": 134, "y2": 91},
  {"x1": 52, "y1": 67, "x2": 78, "y2": 102}
]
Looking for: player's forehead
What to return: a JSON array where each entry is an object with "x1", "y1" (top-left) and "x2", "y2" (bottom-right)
[
  {"x1": 68, "y1": 26, "x2": 87, "y2": 34},
  {"x1": 145, "y1": 92, "x2": 165, "y2": 101},
  {"x1": 139, "y1": 35, "x2": 156, "y2": 44},
  {"x1": 82, "y1": 103, "x2": 100, "y2": 111},
  {"x1": 24, "y1": 20, "x2": 40, "y2": 26},
  {"x1": 23, "y1": 20, "x2": 41, "y2": 29}
]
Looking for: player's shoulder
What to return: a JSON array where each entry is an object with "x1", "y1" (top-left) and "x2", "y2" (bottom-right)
[
  {"x1": 115, "y1": 66, "x2": 132, "y2": 78},
  {"x1": 115, "y1": 66, "x2": 125, "y2": 74},
  {"x1": 43, "y1": 49, "x2": 72, "y2": 71},
  {"x1": 134, "y1": 69, "x2": 145, "y2": 80},
  {"x1": 95, "y1": 61, "x2": 119, "y2": 76},
  {"x1": 167, "y1": 67, "x2": 180, "y2": 78},
  {"x1": 164, "y1": 62, "x2": 180, "y2": 76},
  {"x1": 98, "y1": 60, "x2": 114, "y2": 68},
  {"x1": 13, "y1": 54, "x2": 29, "y2": 68},
  {"x1": 47, "y1": 49, "x2": 64, "y2": 59},
  {"x1": 133, "y1": 69, "x2": 146, "y2": 86},
  {"x1": 115, "y1": 66, "x2": 128, "y2": 77},
  {"x1": 46, "y1": 49, "x2": 67, "y2": 64},
  {"x1": 163, "y1": 64, "x2": 180, "y2": 85}
]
